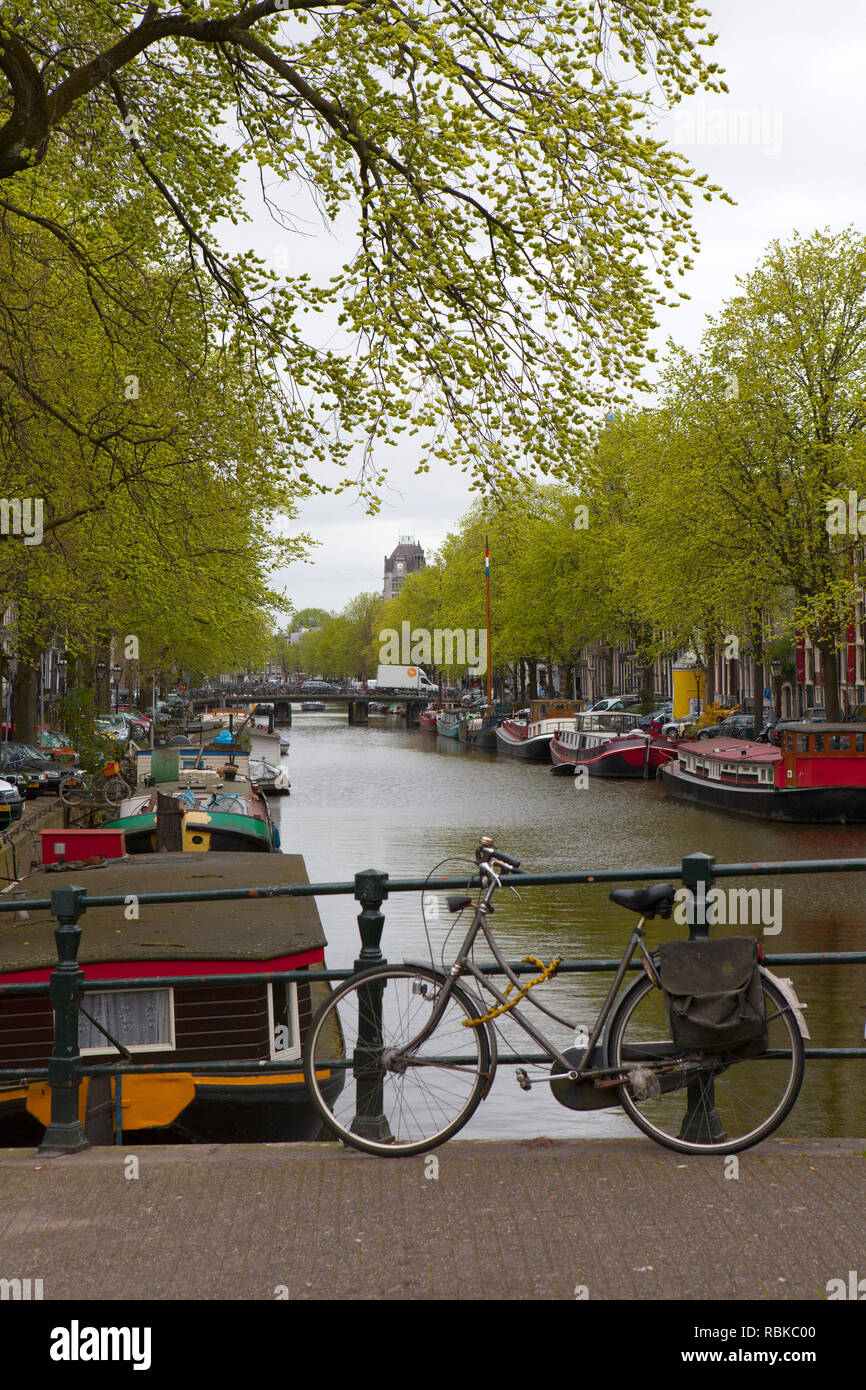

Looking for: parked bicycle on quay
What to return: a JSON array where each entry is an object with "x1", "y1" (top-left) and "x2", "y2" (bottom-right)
[{"x1": 303, "y1": 835, "x2": 808, "y2": 1157}]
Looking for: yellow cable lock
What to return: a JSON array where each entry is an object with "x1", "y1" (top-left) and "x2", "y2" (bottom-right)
[{"x1": 462, "y1": 955, "x2": 562, "y2": 1026}]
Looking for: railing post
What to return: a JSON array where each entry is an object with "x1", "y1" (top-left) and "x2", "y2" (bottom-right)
[
  {"x1": 351, "y1": 869, "x2": 392, "y2": 1142},
  {"x1": 678, "y1": 851, "x2": 724, "y2": 1143},
  {"x1": 38, "y1": 885, "x2": 90, "y2": 1155},
  {"x1": 680, "y1": 851, "x2": 716, "y2": 940}
]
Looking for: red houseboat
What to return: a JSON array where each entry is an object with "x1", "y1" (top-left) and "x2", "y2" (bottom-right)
[
  {"x1": 550, "y1": 711, "x2": 677, "y2": 778},
  {"x1": 660, "y1": 722, "x2": 866, "y2": 822}
]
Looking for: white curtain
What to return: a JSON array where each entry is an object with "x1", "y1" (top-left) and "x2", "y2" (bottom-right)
[{"x1": 79, "y1": 989, "x2": 172, "y2": 1051}]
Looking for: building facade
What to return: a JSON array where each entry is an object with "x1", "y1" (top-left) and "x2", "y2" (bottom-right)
[{"x1": 383, "y1": 535, "x2": 425, "y2": 600}]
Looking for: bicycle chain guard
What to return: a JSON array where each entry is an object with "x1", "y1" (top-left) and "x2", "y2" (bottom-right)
[{"x1": 548, "y1": 1045, "x2": 623, "y2": 1111}]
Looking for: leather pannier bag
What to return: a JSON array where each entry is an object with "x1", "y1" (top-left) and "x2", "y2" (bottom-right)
[{"x1": 658, "y1": 937, "x2": 769, "y2": 1055}]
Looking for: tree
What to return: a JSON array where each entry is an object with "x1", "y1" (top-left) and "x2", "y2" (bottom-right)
[
  {"x1": 664, "y1": 228, "x2": 866, "y2": 722},
  {"x1": 1, "y1": 1, "x2": 729, "y2": 492}
]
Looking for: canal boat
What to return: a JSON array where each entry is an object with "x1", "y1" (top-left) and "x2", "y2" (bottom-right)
[
  {"x1": 458, "y1": 712, "x2": 500, "y2": 749},
  {"x1": 300, "y1": 701, "x2": 326, "y2": 712},
  {"x1": 495, "y1": 699, "x2": 583, "y2": 761},
  {"x1": 418, "y1": 707, "x2": 438, "y2": 731},
  {"x1": 660, "y1": 722, "x2": 866, "y2": 822},
  {"x1": 435, "y1": 710, "x2": 463, "y2": 739},
  {"x1": 0, "y1": 853, "x2": 341, "y2": 1145},
  {"x1": 102, "y1": 773, "x2": 279, "y2": 853},
  {"x1": 550, "y1": 711, "x2": 677, "y2": 778}
]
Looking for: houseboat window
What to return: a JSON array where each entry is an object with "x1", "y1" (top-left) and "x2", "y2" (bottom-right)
[
  {"x1": 79, "y1": 988, "x2": 174, "y2": 1054},
  {"x1": 857, "y1": 734, "x2": 866, "y2": 752},
  {"x1": 813, "y1": 734, "x2": 824, "y2": 752},
  {"x1": 829, "y1": 735, "x2": 852, "y2": 751},
  {"x1": 796, "y1": 734, "x2": 809, "y2": 753},
  {"x1": 269, "y1": 983, "x2": 301, "y2": 1061}
]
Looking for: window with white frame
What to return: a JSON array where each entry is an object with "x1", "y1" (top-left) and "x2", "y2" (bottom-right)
[
  {"x1": 268, "y1": 982, "x2": 301, "y2": 1061},
  {"x1": 79, "y1": 988, "x2": 174, "y2": 1055}
]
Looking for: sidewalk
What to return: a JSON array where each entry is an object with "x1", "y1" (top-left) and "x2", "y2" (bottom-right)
[{"x1": 1, "y1": 1137, "x2": 863, "y2": 1300}]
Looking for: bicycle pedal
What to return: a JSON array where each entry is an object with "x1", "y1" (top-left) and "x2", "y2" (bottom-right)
[{"x1": 515, "y1": 1069, "x2": 532, "y2": 1092}]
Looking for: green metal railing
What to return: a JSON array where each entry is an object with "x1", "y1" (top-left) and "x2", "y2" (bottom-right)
[{"x1": 1, "y1": 851, "x2": 865, "y2": 1153}]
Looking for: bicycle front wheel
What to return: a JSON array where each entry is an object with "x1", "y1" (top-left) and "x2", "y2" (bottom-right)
[
  {"x1": 304, "y1": 965, "x2": 494, "y2": 1156},
  {"x1": 607, "y1": 971, "x2": 805, "y2": 1155},
  {"x1": 59, "y1": 775, "x2": 89, "y2": 807},
  {"x1": 103, "y1": 777, "x2": 133, "y2": 806}
]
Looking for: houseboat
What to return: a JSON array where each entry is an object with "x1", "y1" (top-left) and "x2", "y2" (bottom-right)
[
  {"x1": 435, "y1": 709, "x2": 463, "y2": 740},
  {"x1": 418, "y1": 707, "x2": 438, "y2": 731},
  {"x1": 459, "y1": 712, "x2": 500, "y2": 749},
  {"x1": 495, "y1": 699, "x2": 584, "y2": 761},
  {"x1": 103, "y1": 775, "x2": 278, "y2": 853},
  {"x1": 660, "y1": 722, "x2": 866, "y2": 822},
  {"x1": 0, "y1": 853, "x2": 341, "y2": 1145},
  {"x1": 550, "y1": 711, "x2": 677, "y2": 778}
]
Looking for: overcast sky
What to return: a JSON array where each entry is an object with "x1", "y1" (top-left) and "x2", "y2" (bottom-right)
[{"x1": 226, "y1": 0, "x2": 866, "y2": 620}]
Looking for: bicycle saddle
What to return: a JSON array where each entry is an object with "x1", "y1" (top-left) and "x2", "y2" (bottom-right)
[{"x1": 609, "y1": 882, "x2": 675, "y2": 918}]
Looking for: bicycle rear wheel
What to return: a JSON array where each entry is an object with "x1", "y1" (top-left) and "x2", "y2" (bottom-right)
[
  {"x1": 103, "y1": 776, "x2": 133, "y2": 806},
  {"x1": 607, "y1": 971, "x2": 804, "y2": 1155},
  {"x1": 304, "y1": 964, "x2": 494, "y2": 1156}
]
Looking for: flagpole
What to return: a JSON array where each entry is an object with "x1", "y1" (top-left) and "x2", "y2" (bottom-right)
[{"x1": 485, "y1": 535, "x2": 492, "y2": 710}]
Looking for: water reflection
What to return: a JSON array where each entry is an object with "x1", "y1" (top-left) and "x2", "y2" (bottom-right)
[{"x1": 277, "y1": 712, "x2": 866, "y2": 1139}]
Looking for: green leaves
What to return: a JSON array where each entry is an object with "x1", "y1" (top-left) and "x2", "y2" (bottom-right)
[{"x1": 2, "y1": 0, "x2": 727, "y2": 494}]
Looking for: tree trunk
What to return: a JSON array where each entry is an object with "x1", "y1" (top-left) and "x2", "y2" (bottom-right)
[
  {"x1": 818, "y1": 637, "x2": 842, "y2": 721},
  {"x1": 527, "y1": 658, "x2": 538, "y2": 701},
  {"x1": 638, "y1": 658, "x2": 654, "y2": 711},
  {"x1": 751, "y1": 651, "x2": 763, "y2": 738},
  {"x1": 12, "y1": 641, "x2": 41, "y2": 744},
  {"x1": 703, "y1": 635, "x2": 716, "y2": 707}
]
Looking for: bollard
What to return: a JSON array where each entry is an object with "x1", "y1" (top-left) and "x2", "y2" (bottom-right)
[
  {"x1": 351, "y1": 869, "x2": 392, "y2": 1142},
  {"x1": 678, "y1": 851, "x2": 724, "y2": 1143},
  {"x1": 681, "y1": 851, "x2": 716, "y2": 940},
  {"x1": 38, "y1": 885, "x2": 90, "y2": 1155}
]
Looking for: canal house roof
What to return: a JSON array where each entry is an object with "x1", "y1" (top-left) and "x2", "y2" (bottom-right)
[{"x1": 0, "y1": 853, "x2": 327, "y2": 972}]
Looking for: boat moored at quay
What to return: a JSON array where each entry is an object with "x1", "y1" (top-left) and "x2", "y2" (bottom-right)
[
  {"x1": 549, "y1": 711, "x2": 675, "y2": 777},
  {"x1": 660, "y1": 722, "x2": 866, "y2": 822},
  {"x1": 495, "y1": 699, "x2": 584, "y2": 761},
  {"x1": 0, "y1": 853, "x2": 341, "y2": 1145}
]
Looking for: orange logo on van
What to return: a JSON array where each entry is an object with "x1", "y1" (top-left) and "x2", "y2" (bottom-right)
[{"x1": 407, "y1": 667, "x2": 417, "y2": 677}]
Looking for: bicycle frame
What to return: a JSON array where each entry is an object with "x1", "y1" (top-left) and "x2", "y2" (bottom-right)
[{"x1": 402, "y1": 861, "x2": 660, "y2": 1082}]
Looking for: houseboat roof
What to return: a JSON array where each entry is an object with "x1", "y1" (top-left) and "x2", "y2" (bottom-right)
[
  {"x1": 0, "y1": 853, "x2": 326, "y2": 973},
  {"x1": 677, "y1": 739, "x2": 781, "y2": 763}
]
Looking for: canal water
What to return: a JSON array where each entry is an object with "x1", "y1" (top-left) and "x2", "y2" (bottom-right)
[{"x1": 275, "y1": 711, "x2": 866, "y2": 1141}]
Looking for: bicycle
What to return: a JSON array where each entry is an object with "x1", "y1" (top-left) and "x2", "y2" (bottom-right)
[
  {"x1": 59, "y1": 760, "x2": 134, "y2": 807},
  {"x1": 303, "y1": 835, "x2": 806, "y2": 1157}
]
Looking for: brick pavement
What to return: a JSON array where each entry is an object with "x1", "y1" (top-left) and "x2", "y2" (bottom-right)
[{"x1": 0, "y1": 1137, "x2": 863, "y2": 1301}]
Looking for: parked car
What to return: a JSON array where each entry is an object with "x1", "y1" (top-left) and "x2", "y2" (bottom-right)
[
  {"x1": 110, "y1": 711, "x2": 150, "y2": 742},
  {"x1": 696, "y1": 715, "x2": 764, "y2": 741},
  {"x1": 0, "y1": 742, "x2": 75, "y2": 794},
  {"x1": 636, "y1": 703, "x2": 673, "y2": 730},
  {"x1": 0, "y1": 776, "x2": 24, "y2": 827},
  {"x1": 300, "y1": 680, "x2": 337, "y2": 694},
  {"x1": 661, "y1": 715, "x2": 700, "y2": 739},
  {"x1": 34, "y1": 728, "x2": 77, "y2": 761},
  {"x1": 589, "y1": 695, "x2": 642, "y2": 713},
  {"x1": 1, "y1": 766, "x2": 41, "y2": 799}
]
